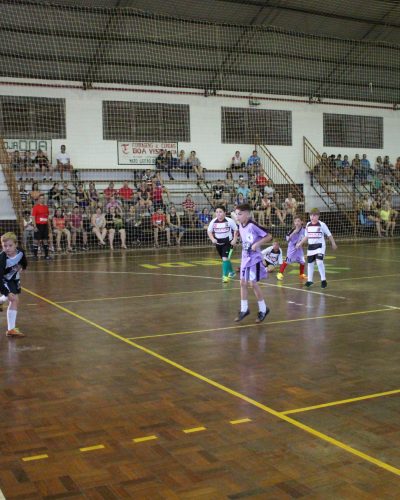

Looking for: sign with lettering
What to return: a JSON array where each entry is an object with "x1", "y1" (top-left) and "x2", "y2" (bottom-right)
[
  {"x1": 117, "y1": 142, "x2": 177, "y2": 165},
  {"x1": 5, "y1": 139, "x2": 52, "y2": 162}
]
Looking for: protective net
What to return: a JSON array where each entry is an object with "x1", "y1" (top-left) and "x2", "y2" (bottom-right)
[{"x1": 0, "y1": 0, "x2": 399, "y2": 259}]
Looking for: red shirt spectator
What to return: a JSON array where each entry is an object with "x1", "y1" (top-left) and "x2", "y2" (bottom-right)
[
  {"x1": 151, "y1": 212, "x2": 166, "y2": 226},
  {"x1": 255, "y1": 174, "x2": 269, "y2": 189},
  {"x1": 103, "y1": 182, "x2": 116, "y2": 201},
  {"x1": 32, "y1": 203, "x2": 49, "y2": 225},
  {"x1": 182, "y1": 197, "x2": 195, "y2": 211},
  {"x1": 119, "y1": 182, "x2": 134, "y2": 201}
]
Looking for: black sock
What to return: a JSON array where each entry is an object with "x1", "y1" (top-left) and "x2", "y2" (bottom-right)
[
  {"x1": 33, "y1": 244, "x2": 39, "y2": 257},
  {"x1": 43, "y1": 244, "x2": 49, "y2": 257}
]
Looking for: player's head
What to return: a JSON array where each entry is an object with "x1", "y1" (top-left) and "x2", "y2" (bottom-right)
[
  {"x1": 235, "y1": 203, "x2": 251, "y2": 224},
  {"x1": 215, "y1": 205, "x2": 226, "y2": 221},
  {"x1": 38, "y1": 194, "x2": 45, "y2": 205},
  {"x1": 1, "y1": 232, "x2": 17, "y2": 256},
  {"x1": 309, "y1": 208, "x2": 320, "y2": 221},
  {"x1": 272, "y1": 239, "x2": 280, "y2": 251},
  {"x1": 293, "y1": 215, "x2": 303, "y2": 227}
]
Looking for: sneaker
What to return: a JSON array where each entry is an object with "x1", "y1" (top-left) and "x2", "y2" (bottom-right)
[
  {"x1": 44, "y1": 255, "x2": 52, "y2": 260},
  {"x1": 304, "y1": 281, "x2": 313, "y2": 288},
  {"x1": 276, "y1": 272, "x2": 283, "y2": 281},
  {"x1": 228, "y1": 271, "x2": 236, "y2": 279},
  {"x1": 222, "y1": 276, "x2": 230, "y2": 283},
  {"x1": 299, "y1": 274, "x2": 307, "y2": 280},
  {"x1": 321, "y1": 280, "x2": 328, "y2": 289},
  {"x1": 256, "y1": 307, "x2": 270, "y2": 324},
  {"x1": 6, "y1": 328, "x2": 25, "y2": 338},
  {"x1": 234, "y1": 310, "x2": 250, "y2": 322}
]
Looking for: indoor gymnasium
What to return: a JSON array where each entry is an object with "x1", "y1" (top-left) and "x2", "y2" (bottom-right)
[{"x1": 0, "y1": 0, "x2": 399, "y2": 498}]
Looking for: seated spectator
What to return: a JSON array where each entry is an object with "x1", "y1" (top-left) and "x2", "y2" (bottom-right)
[
  {"x1": 187, "y1": 151, "x2": 204, "y2": 180},
  {"x1": 235, "y1": 192, "x2": 246, "y2": 206},
  {"x1": 53, "y1": 208, "x2": 72, "y2": 252},
  {"x1": 22, "y1": 150, "x2": 34, "y2": 179},
  {"x1": 167, "y1": 205, "x2": 184, "y2": 245},
  {"x1": 137, "y1": 181, "x2": 153, "y2": 211},
  {"x1": 125, "y1": 205, "x2": 145, "y2": 245},
  {"x1": 342, "y1": 154, "x2": 351, "y2": 181},
  {"x1": 164, "y1": 150, "x2": 175, "y2": 180},
  {"x1": 182, "y1": 193, "x2": 196, "y2": 228},
  {"x1": 224, "y1": 171, "x2": 235, "y2": 204},
  {"x1": 56, "y1": 145, "x2": 73, "y2": 179},
  {"x1": 34, "y1": 149, "x2": 52, "y2": 181},
  {"x1": 263, "y1": 181, "x2": 275, "y2": 200},
  {"x1": 119, "y1": 181, "x2": 134, "y2": 207},
  {"x1": 260, "y1": 193, "x2": 272, "y2": 226},
  {"x1": 383, "y1": 156, "x2": 394, "y2": 181},
  {"x1": 23, "y1": 210, "x2": 35, "y2": 251},
  {"x1": 246, "y1": 150, "x2": 261, "y2": 174},
  {"x1": 88, "y1": 181, "x2": 100, "y2": 209},
  {"x1": 334, "y1": 154, "x2": 343, "y2": 175},
  {"x1": 284, "y1": 192, "x2": 297, "y2": 219},
  {"x1": 19, "y1": 182, "x2": 29, "y2": 208},
  {"x1": 358, "y1": 154, "x2": 374, "y2": 182},
  {"x1": 177, "y1": 150, "x2": 188, "y2": 175},
  {"x1": 236, "y1": 179, "x2": 251, "y2": 202},
  {"x1": 212, "y1": 179, "x2": 225, "y2": 207},
  {"x1": 69, "y1": 206, "x2": 88, "y2": 250},
  {"x1": 11, "y1": 150, "x2": 22, "y2": 174},
  {"x1": 394, "y1": 157, "x2": 400, "y2": 180},
  {"x1": 105, "y1": 206, "x2": 127, "y2": 249},
  {"x1": 255, "y1": 172, "x2": 269, "y2": 193},
  {"x1": 75, "y1": 184, "x2": 89, "y2": 209},
  {"x1": 251, "y1": 190, "x2": 264, "y2": 225},
  {"x1": 155, "y1": 149, "x2": 167, "y2": 172},
  {"x1": 151, "y1": 207, "x2": 171, "y2": 247},
  {"x1": 271, "y1": 193, "x2": 286, "y2": 226},
  {"x1": 48, "y1": 182, "x2": 62, "y2": 208},
  {"x1": 29, "y1": 181, "x2": 42, "y2": 206},
  {"x1": 351, "y1": 154, "x2": 361, "y2": 181},
  {"x1": 152, "y1": 179, "x2": 170, "y2": 211},
  {"x1": 60, "y1": 181, "x2": 75, "y2": 207},
  {"x1": 106, "y1": 193, "x2": 123, "y2": 214},
  {"x1": 231, "y1": 151, "x2": 245, "y2": 170},
  {"x1": 91, "y1": 207, "x2": 107, "y2": 246},
  {"x1": 103, "y1": 181, "x2": 116, "y2": 202},
  {"x1": 198, "y1": 207, "x2": 213, "y2": 229}
]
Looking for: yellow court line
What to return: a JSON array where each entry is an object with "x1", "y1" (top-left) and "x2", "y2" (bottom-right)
[
  {"x1": 230, "y1": 418, "x2": 252, "y2": 425},
  {"x1": 22, "y1": 454, "x2": 49, "y2": 462},
  {"x1": 21, "y1": 287, "x2": 400, "y2": 478},
  {"x1": 183, "y1": 427, "x2": 206, "y2": 434},
  {"x1": 79, "y1": 444, "x2": 105, "y2": 452},
  {"x1": 282, "y1": 389, "x2": 400, "y2": 415},
  {"x1": 133, "y1": 435, "x2": 158, "y2": 443},
  {"x1": 128, "y1": 307, "x2": 398, "y2": 340}
]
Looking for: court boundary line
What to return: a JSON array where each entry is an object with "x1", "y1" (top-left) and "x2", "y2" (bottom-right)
[
  {"x1": 127, "y1": 307, "x2": 398, "y2": 340},
  {"x1": 20, "y1": 286, "x2": 400, "y2": 478},
  {"x1": 281, "y1": 388, "x2": 400, "y2": 415}
]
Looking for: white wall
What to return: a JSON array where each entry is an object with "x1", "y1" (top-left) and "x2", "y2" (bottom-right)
[{"x1": 1, "y1": 80, "x2": 399, "y2": 184}]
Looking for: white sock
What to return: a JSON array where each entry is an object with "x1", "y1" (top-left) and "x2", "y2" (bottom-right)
[
  {"x1": 307, "y1": 262, "x2": 314, "y2": 282},
  {"x1": 316, "y1": 259, "x2": 326, "y2": 280},
  {"x1": 258, "y1": 300, "x2": 267, "y2": 313},
  {"x1": 7, "y1": 308, "x2": 17, "y2": 330},
  {"x1": 240, "y1": 300, "x2": 248, "y2": 312}
]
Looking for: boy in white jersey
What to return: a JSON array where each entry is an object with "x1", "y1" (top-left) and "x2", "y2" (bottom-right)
[
  {"x1": 296, "y1": 208, "x2": 337, "y2": 288},
  {"x1": 261, "y1": 240, "x2": 283, "y2": 272},
  {"x1": 208, "y1": 206, "x2": 238, "y2": 282}
]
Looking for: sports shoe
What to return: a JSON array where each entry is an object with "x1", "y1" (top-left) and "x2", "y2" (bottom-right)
[
  {"x1": 276, "y1": 272, "x2": 283, "y2": 281},
  {"x1": 6, "y1": 328, "x2": 25, "y2": 338},
  {"x1": 256, "y1": 307, "x2": 270, "y2": 324},
  {"x1": 222, "y1": 276, "x2": 230, "y2": 283},
  {"x1": 304, "y1": 281, "x2": 313, "y2": 288},
  {"x1": 299, "y1": 274, "x2": 307, "y2": 280},
  {"x1": 321, "y1": 280, "x2": 328, "y2": 289},
  {"x1": 228, "y1": 271, "x2": 236, "y2": 279},
  {"x1": 234, "y1": 310, "x2": 250, "y2": 322}
]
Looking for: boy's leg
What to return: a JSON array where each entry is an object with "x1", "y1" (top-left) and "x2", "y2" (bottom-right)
[
  {"x1": 277, "y1": 261, "x2": 287, "y2": 280},
  {"x1": 234, "y1": 278, "x2": 250, "y2": 321},
  {"x1": 316, "y1": 256, "x2": 327, "y2": 288},
  {"x1": 252, "y1": 281, "x2": 270, "y2": 323},
  {"x1": 6, "y1": 294, "x2": 24, "y2": 337},
  {"x1": 306, "y1": 255, "x2": 315, "y2": 287}
]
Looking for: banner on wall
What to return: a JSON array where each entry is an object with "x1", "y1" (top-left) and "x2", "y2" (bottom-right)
[
  {"x1": 4, "y1": 139, "x2": 52, "y2": 162},
  {"x1": 117, "y1": 141, "x2": 178, "y2": 165}
]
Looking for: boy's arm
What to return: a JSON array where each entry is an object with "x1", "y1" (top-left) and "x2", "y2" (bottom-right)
[
  {"x1": 328, "y1": 234, "x2": 337, "y2": 250},
  {"x1": 296, "y1": 233, "x2": 308, "y2": 248},
  {"x1": 252, "y1": 233, "x2": 272, "y2": 251}
]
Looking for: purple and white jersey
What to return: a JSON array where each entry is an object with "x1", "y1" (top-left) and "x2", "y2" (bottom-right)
[
  {"x1": 286, "y1": 227, "x2": 306, "y2": 264},
  {"x1": 239, "y1": 220, "x2": 268, "y2": 269}
]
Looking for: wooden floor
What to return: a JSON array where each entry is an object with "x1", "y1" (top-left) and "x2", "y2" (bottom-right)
[{"x1": 0, "y1": 240, "x2": 399, "y2": 499}]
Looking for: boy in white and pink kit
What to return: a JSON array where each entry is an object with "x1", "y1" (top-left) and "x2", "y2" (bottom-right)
[{"x1": 235, "y1": 203, "x2": 272, "y2": 323}]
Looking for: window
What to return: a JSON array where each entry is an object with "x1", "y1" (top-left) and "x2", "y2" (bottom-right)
[
  {"x1": 103, "y1": 101, "x2": 190, "y2": 141},
  {"x1": 0, "y1": 96, "x2": 66, "y2": 138},
  {"x1": 323, "y1": 113, "x2": 383, "y2": 149},
  {"x1": 221, "y1": 107, "x2": 292, "y2": 145}
]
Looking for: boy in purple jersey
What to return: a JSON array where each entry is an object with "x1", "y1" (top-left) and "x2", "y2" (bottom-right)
[
  {"x1": 277, "y1": 215, "x2": 307, "y2": 281},
  {"x1": 235, "y1": 203, "x2": 272, "y2": 323}
]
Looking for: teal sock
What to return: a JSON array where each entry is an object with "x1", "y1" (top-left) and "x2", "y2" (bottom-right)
[
  {"x1": 222, "y1": 260, "x2": 229, "y2": 277},
  {"x1": 227, "y1": 260, "x2": 234, "y2": 273}
]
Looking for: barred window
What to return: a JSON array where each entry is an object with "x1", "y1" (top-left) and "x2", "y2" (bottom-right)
[
  {"x1": 323, "y1": 113, "x2": 383, "y2": 149},
  {"x1": 103, "y1": 101, "x2": 190, "y2": 142},
  {"x1": 221, "y1": 107, "x2": 292, "y2": 145},
  {"x1": 0, "y1": 96, "x2": 66, "y2": 139}
]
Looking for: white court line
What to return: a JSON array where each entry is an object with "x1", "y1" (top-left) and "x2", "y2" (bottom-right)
[{"x1": 0, "y1": 487, "x2": 6, "y2": 500}]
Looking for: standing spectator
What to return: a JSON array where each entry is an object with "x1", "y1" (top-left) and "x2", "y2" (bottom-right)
[
  {"x1": 119, "y1": 181, "x2": 134, "y2": 207},
  {"x1": 342, "y1": 154, "x2": 351, "y2": 181},
  {"x1": 151, "y1": 207, "x2": 171, "y2": 247},
  {"x1": 56, "y1": 145, "x2": 74, "y2": 179},
  {"x1": 69, "y1": 206, "x2": 88, "y2": 250},
  {"x1": 182, "y1": 194, "x2": 197, "y2": 228},
  {"x1": 23, "y1": 210, "x2": 35, "y2": 252},
  {"x1": 246, "y1": 150, "x2": 261, "y2": 174},
  {"x1": 53, "y1": 208, "x2": 72, "y2": 252},
  {"x1": 167, "y1": 205, "x2": 185, "y2": 245},
  {"x1": 19, "y1": 182, "x2": 29, "y2": 209},
  {"x1": 231, "y1": 151, "x2": 245, "y2": 170},
  {"x1": 187, "y1": 151, "x2": 204, "y2": 180},
  {"x1": 164, "y1": 150, "x2": 175, "y2": 180},
  {"x1": 91, "y1": 207, "x2": 107, "y2": 246},
  {"x1": 31, "y1": 194, "x2": 50, "y2": 259}
]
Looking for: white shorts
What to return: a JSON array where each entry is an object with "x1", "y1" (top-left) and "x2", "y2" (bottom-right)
[{"x1": 240, "y1": 262, "x2": 267, "y2": 282}]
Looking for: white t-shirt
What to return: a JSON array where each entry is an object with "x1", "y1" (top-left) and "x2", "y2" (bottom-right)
[
  {"x1": 208, "y1": 217, "x2": 237, "y2": 241},
  {"x1": 56, "y1": 152, "x2": 70, "y2": 165},
  {"x1": 261, "y1": 246, "x2": 283, "y2": 266}
]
